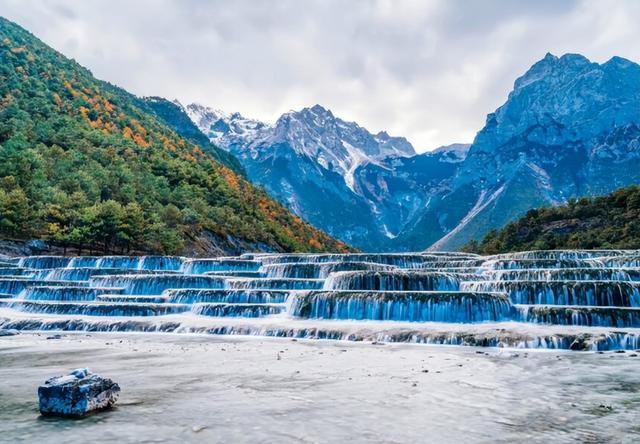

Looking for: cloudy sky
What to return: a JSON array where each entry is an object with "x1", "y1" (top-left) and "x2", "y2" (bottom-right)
[{"x1": 2, "y1": 0, "x2": 640, "y2": 151}]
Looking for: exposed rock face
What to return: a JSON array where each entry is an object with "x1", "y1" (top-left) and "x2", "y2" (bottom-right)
[
  {"x1": 185, "y1": 53, "x2": 640, "y2": 251},
  {"x1": 402, "y1": 53, "x2": 640, "y2": 251},
  {"x1": 185, "y1": 103, "x2": 464, "y2": 250},
  {"x1": 38, "y1": 368, "x2": 120, "y2": 417}
]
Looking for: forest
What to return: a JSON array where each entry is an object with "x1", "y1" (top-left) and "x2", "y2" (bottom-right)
[
  {"x1": 464, "y1": 186, "x2": 640, "y2": 254},
  {"x1": 0, "y1": 18, "x2": 350, "y2": 255}
]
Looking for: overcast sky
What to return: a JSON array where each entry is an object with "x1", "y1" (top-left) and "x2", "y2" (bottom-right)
[{"x1": 2, "y1": 0, "x2": 640, "y2": 151}]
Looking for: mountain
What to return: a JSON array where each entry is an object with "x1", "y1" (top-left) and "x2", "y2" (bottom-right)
[
  {"x1": 0, "y1": 17, "x2": 351, "y2": 256},
  {"x1": 406, "y1": 53, "x2": 640, "y2": 250},
  {"x1": 185, "y1": 103, "x2": 461, "y2": 250},
  {"x1": 185, "y1": 53, "x2": 640, "y2": 252},
  {"x1": 464, "y1": 185, "x2": 640, "y2": 253},
  {"x1": 141, "y1": 97, "x2": 244, "y2": 175},
  {"x1": 185, "y1": 102, "x2": 266, "y2": 151}
]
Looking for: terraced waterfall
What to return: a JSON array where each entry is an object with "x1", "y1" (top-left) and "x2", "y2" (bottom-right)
[{"x1": 1, "y1": 250, "x2": 640, "y2": 350}]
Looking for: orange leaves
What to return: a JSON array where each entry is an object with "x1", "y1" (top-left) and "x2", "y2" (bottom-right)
[
  {"x1": 9, "y1": 46, "x2": 25, "y2": 54},
  {"x1": 130, "y1": 118, "x2": 147, "y2": 135},
  {"x1": 219, "y1": 167, "x2": 240, "y2": 189},
  {"x1": 133, "y1": 133, "x2": 150, "y2": 148},
  {"x1": 309, "y1": 238, "x2": 322, "y2": 249},
  {"x1": 160, "y1": 135, "x2": 177, "y2": 152},
  {"x1": 63, "y1": 80, "x2": 80, "y2": 98},
  {"x1": 103, "y1": 99, "x2": 113, "y2": 112},
  {"x1": 79, "y1": 106, "x2": 90, "y2": 118},
  {"x1": 123, "y1": 126, "x2": 134, "y2": 140}
]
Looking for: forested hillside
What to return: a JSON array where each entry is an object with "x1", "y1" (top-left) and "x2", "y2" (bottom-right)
[
  {"x1": 141, "y1": 96, "x2": 244, "y2": 175},
  {"x1": 464, "y1": 186, "x2": 640, "y2": 254},
  {"x1": 0, "y1": 17, "x2": 351, "y2": 255}
]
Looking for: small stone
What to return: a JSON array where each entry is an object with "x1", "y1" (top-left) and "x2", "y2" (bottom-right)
[
  {"x1": 421, "y1": 369, "x2": 429, "y2": 373},
  {"x1": 615, "y1": 350, "x2": 626, "y2": 354},
  {"x1": 46, "y1": 334, "x2": 62, "y2": 340},
  {"x1": 38, "y1": 368, "x2": 120, "y2": 418}
]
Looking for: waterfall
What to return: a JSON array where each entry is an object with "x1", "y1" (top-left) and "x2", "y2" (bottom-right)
[
  {"x1": 290, "y1": 291, "x2": 515, "y2": 323},
  {"x1": 323, "y1": 271, "x2": 474, "y2": 291},
  {"x1": 482, "y1": 268, "x2": 640, "y2": 282},
  {"x1": 165, "y1": 289, "x2": 292, "y2": 304},
  {"x1": 461, "y1": 280, "x2": 640, "y2": 306},
  {"x1": 481, "y1": 258, "x2": 603, "y2": 270},
  {"x1": 517, "y1": 305, "x2": 640, "y2": 328},
  {"x1": 192, "y1": 303, "x2": 285, "y2": 317},
  {"x1": 259, "y1": 261, "x2": 398, "y2": 279},
  {"x1": 0, "y1": 279, "x2": 85, "y2": 296},
  {"x1": 180, "y1": 258, "x2": 261, "y2": 274},
  {"x1": 1, "y1": 249, "x2": 640, "y2": 351},
  {"x1": 19, "y1": 286, "x2": 120, "y2": 301},
  {"x1": 89, "y1": 274, "x2": 226, "y2": 295},
  {"x1": 18, "y1": 256, "x2": 71, "y2": 269},
  {"x1": 226, "y1": 278, "x2": 324, "y2": 290},
  {"x1": 2, "y1": 300, "x2": 190, "y2": 316}
]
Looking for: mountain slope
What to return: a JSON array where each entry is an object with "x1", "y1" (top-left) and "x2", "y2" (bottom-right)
[
  {"x1": 464, "y1": 185, "x2": 640, "y2": 253},
  {"x1": 141, "y1": 97, "x2": 244, "y2": 175},
  {"x1": 186, "y1": 53, "x2": 640, "y2": 253},
  {"x1": 0, "y1": 17, "x2": 351, "y2": 255},
  {"x1": 186, "y1": 103, "x2": 463, "y2": 250},
  {"x1": 406, "y1": 53, "x2": 640, "y2": 250}
]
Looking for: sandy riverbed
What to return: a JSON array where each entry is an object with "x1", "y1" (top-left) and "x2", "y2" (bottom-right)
[{"x1": 1, "y1": 332, "x2": 640, "y2": 443}]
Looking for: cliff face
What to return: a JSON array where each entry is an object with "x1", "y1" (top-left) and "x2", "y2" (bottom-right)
[{"x1": 186, "y1": 53, "x2": 640, "y2": 251}]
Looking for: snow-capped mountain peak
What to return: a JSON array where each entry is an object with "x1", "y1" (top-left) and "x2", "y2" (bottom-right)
[
  {"x1": 187, "y1": 103, "x2": 416, "y2": 192},
  {"x1": 185, "y1": 103, "x2": 267, "y2": 147}
]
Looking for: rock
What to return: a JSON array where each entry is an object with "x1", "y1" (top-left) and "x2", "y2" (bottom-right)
[
  {"x1": 0, "y1": 329, "x2": 19, "y2": 337},
  {"x1": 38, "y1": 368, "x2": 120, "y2": 417}
]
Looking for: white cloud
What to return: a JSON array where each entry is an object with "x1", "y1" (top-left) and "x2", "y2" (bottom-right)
[{"x1": 1, "y1": 0, "x2": 639, "y2": 151}]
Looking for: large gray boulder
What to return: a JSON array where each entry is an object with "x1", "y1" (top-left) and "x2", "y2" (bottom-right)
[{"x1": 38, "y1": 368, "x2": 120, "y2": 417}]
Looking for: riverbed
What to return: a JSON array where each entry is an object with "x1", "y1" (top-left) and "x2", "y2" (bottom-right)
[{"x1": 1, "y1": 333, "x2": 639, "y2": 443}]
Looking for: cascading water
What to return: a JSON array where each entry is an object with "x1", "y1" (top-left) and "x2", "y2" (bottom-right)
[
  {"x1": 290, "y1": 291, "x2": 515, "y2": 322},
  {"x1": 89, "y1": 274, "x2": 226, "y2": 295},
  {"x1": 461, "y1": 280, "x2": 640, "y2": 306},
  {"x1": 323, "y1": 271, "x2": 475, "y2": 291},
  {"x1": 180, "y1": 258, "x2": 261, "y2": 274},
  {"x1": 483, "y1": 267, "x2": 640, "y2": 282},
  {"x1": 1, "y1": 249, "x2": 640, "y2": 350}
]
